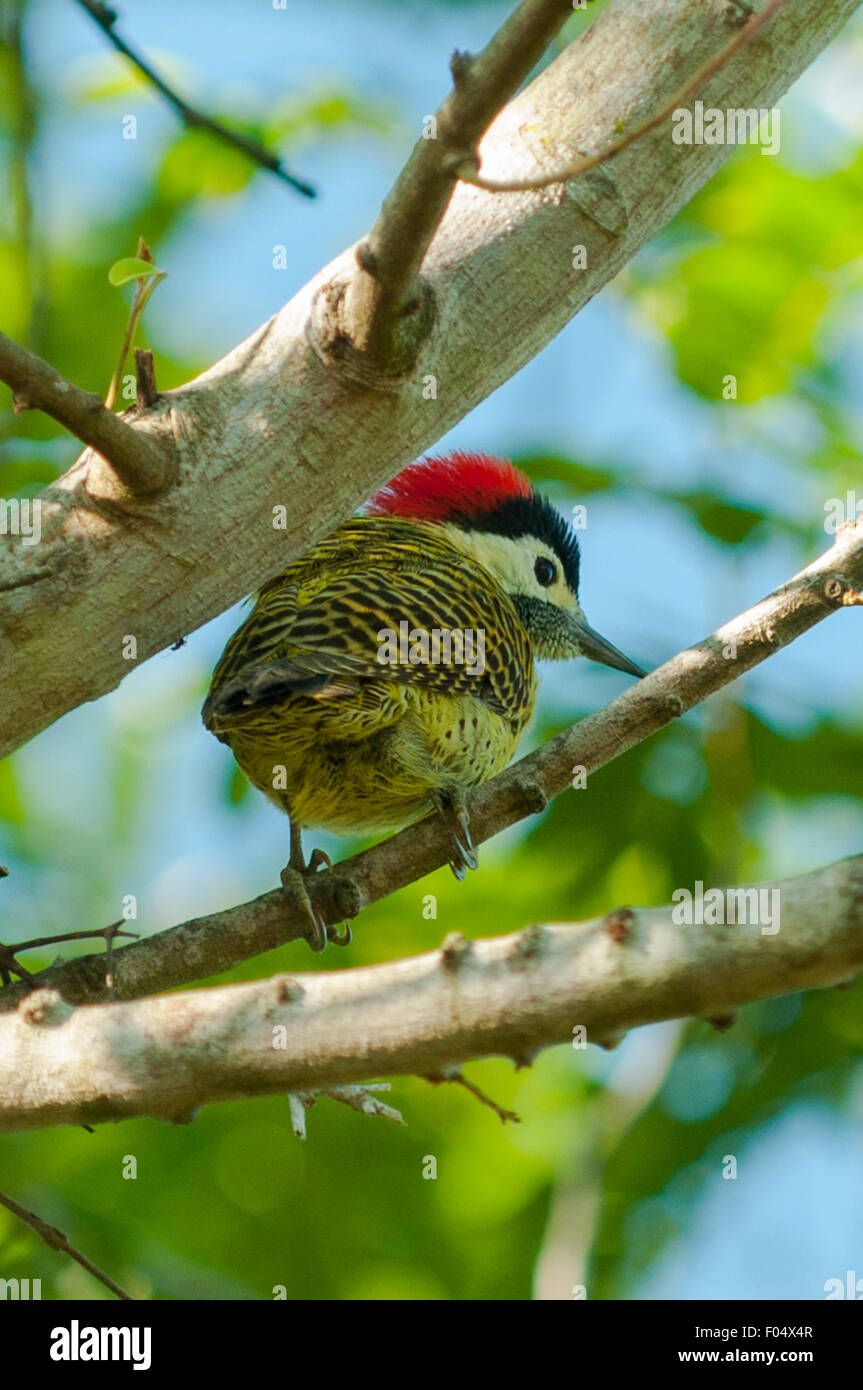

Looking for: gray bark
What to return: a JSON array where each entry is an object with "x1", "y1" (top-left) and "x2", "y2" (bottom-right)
[{"x1": 2, "y1": 853, "x2": 861, "y2": 1132}]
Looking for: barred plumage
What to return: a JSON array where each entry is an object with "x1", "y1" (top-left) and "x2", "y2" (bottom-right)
[
  {"x1": 203, "y1": 452, "x2": 644, "y2": 950},
  {"x1": 203, "y1": 517, "x2": 537, "y2": 833}
]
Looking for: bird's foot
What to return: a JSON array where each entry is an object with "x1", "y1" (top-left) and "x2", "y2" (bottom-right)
[
  {"x1": 280, "y1": 847, "x2": 353, "y2": 953},
  {"x1": 280, "y1": 864, "x2": 327, "y2": 953},
  {"x1": 434, "y1": 791, "x2": 479, "y2": 881}
]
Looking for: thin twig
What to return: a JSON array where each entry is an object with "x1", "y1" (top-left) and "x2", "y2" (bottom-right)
[
  {"x1": 0, "y1": 921, "x2": 138, "y2": 994},
  {"x1": 460, "y1": 0, "x2": 790, "y2": 192},
  {"x1": 75, "y1": 0, "x2": 315, "y2": 198},
  {"x1": 0, "y1": 1189, "x2": 135, "y2": 1299},
  {"x1": 134, "y1": 347, "x2": 158, "y2": 408},
  {"x1": 0, "y1": 869, "x2": 9, "y2": 987},
  {"x1": 0, "y1": 329, "x2": 174, "y2": 495},
  {"x1": 287, "y1": 1084, "x2": 405, "y2": 1139},
  {"x1": 6, "y1": 925, "x2": 139, "y2": 952},
  {"x1": 427, "y1": 1072, "x2": 521, "y2": 1124},
  {"x1": 0, "y1": 944, "x2": 36, "y2": 988},
  {"x1": 105, "y1": 239, "x2": 164, "y2": 409}
]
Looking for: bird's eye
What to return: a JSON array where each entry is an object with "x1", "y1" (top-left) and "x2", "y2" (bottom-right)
[{"x1": 534, "y1": 556, "x2": 557, "y2": 587}]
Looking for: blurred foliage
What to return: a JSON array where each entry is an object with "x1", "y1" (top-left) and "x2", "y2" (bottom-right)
[
  {"x1": 0, "y1": 0, "x2": 861, "y2": 1304},
  {"x1": 624, "y1": 148, "x2": 863, "y2": 413}
]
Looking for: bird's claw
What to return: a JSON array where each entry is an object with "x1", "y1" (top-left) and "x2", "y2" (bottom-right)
[
  {"x1": 306, "y1": 846, "x2": 333, "y2": 873},
  {"x1": 435, "y1": 794, "x2": 479, "y2": 880},
  {"x1": 281, "y1": 845, "x2": 354, "y2": 953},
  {"x1": 451, "y1": 808, "x2": 479, "y2": 877},
  {"x1": 449, "y1": 840, "x2": 478, "y2": 880},
  {"x1": 280, "y1": 864, "x2": 328, "y2": 954}
]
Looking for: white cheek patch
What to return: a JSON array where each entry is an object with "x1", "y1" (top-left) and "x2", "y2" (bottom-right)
[
  {"x1": 440, "y1": 526, "x2": 579, "y2": 610},
  {"x1": 439, "y1": 527, "x2": 530, "y2": 588}
]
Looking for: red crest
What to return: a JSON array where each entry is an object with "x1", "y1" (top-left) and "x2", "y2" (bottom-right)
[{"x1": 367, "y1": 452, "x2": 531, "y2": 522}]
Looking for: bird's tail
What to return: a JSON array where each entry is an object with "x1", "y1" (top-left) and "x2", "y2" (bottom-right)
[{"x1": 202, "y1": 656, "x2": 363, "y2": 731}]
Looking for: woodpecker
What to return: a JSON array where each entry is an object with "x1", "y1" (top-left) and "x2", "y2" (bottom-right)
[{"x1": 202, "y1": 452, "x2": 645, "y2": 951}]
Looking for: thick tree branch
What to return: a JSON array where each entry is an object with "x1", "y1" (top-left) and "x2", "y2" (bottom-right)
[
  {"x1": 74, "y1": 0, "x2": 315, "y2": 197},
  {"x1": 1, "y1": 853, "x2": 861, "y2": 1133},
  {"x1": 0, "y1": 330, "x2": 175, "y2": 495},
  {"x1": 1, "y1": 516, "x2": 860, "y2": 1011},
  {"x1": 1, "y1": 0, "x2": 859, "y2": 757}
]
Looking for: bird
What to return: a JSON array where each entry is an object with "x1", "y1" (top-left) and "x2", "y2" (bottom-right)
[{"x1": 202, "y1": 451, "x2": 645, "y2": 951}]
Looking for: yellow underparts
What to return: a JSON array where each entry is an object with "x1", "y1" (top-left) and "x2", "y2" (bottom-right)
[{"x1": 225, "y1": 682, "x2": 535, "y2": 834}]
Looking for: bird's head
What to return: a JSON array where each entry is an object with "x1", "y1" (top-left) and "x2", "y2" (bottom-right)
[{"x1": 367, "y1": 451, "x2": 646, "y2": 676}]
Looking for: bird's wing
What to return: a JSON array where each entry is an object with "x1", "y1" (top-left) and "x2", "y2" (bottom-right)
[{"x1": 202, "y1": 539, "x2": 533, "y2": 729}]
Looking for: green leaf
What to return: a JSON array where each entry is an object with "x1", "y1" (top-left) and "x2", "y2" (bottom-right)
[
  {"x1": 108, "y1": 257, "x2": 163, "y2": 287},
  {"x1": 513, "y1": 452, "x2": 618, "y2": 494},
  {"x1": 266, "y1": 88, "x2": 395, "y2": 146},
  {"x1": 670, "y1": 489, "x2": 768, "y2": 545},
  {"x1": 620, "y1": 150, "x2": 863, "y2": 402},
  {"x1": 157, "y1": 127, "x2": 256, "y2": 200}
]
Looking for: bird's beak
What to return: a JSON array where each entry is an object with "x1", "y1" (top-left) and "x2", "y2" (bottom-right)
[{"x1": 568, "y1": 616, "x2": 647, "y2": 678}]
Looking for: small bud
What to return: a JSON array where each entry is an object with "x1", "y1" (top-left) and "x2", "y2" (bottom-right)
[
  {"x1": 440, "y1": 932, "x2": 471, "y2": 969},
  {"x1": 708, "y1": 1012, "x2": 736, "y2": 1032},
  {"x1": 510, "y1": 923, "x2": 545, "y2": 962},
  {"x1": 18, "y1": 989, "x2": 71, "y2": 1026},
  {"x1": 274, "y1": 976, "x2": 304, "y2": 1005},
  {"x1": 604, "y1": 907, "x2": 635, "y2": 942}
]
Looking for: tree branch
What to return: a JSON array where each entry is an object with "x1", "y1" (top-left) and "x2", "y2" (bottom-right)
[
  {"x1": 1, "y1": 0, "x2": 859, "y2": 757},
  {"x1": 1, "y1": 516, "x2": 860, "y2": 1011},
  {"x1": 2, "y1": 853, "x2": 861, "y2": 1133},
  {"x1": 338, "y1": 0, "x2": 574, "y2": 372},
  {"x1": 74, "y1": 0, "x2": 315, "y2": 198},
  {"x1": 460, "y1": 0, "x2": 789, "y2": 192},
  {"x1": 0, "y1": 330, "x2": 175, "y2": 495}
]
